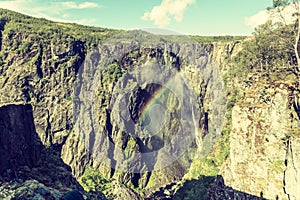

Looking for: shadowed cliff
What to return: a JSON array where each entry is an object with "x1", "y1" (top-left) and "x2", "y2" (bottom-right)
[{"x1": 0, "y1": 104, "x2": 106, "y2": 199}]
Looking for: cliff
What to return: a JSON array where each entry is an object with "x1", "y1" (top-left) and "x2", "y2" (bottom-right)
[
  {"x1": 0, "y1": 104, "x2": 106, "y2": 199},
  {"x1": 0, "y1": 104, "x2": 40, "y2": 174},
  {"x1": 220, "y1": 75, "x2": 300, "y2": 199},
  {"x1": 0, "y1": 8, "x2": 299, "y2": 200}
]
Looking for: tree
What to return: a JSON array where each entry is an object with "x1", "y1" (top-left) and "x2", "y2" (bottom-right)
[
  {"x1": 269, "y1": 0, "x2": 300, "y2": 72},
  {"x1": 232, "y1": 21, "x2": 294, "y2": 74}
]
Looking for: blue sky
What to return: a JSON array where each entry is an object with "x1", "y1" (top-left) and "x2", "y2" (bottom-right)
[{"x1": 0, "y1": 0, "x2": 273, "y2": 35}]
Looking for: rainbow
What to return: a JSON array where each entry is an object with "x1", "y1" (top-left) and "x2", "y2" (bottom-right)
[{"x1": 137, "y1": 84, "x2": 169, "y2": 126}]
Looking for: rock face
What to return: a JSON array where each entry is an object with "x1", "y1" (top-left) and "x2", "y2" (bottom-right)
[
  {"x1": 0, "y1": 10, "x2": 230, "y2": 198},
  {"x1": 0, "y1": 104, "x2": 40, "y2": 173},
  {"x1": 0, "y1": 11, "x2": 86, "y2": 149},
  {"x1": 284, "y1": 137, "x2": 300, "y2": 200},
  {"x1": 0, "y1": 179, "x2": 106, "y2": 200},
  {"x1": 0, "y1": 180, "x2": 64, "y2": 200},
  {"x1": 60, "y1": 32, "x2": 227, "y2": 197},
  {"x1": 0, "y1": 104, "x2": 107, "y2": 199},
  {"x1": 205, "y1": 175, "x2": 263, "y2": 200},
  {"x1": 221, "y1": 80, "x2": 300, "y2": 199},
  {"x1": 1, "y1": 8, "x2": 300, "y2": 200}
]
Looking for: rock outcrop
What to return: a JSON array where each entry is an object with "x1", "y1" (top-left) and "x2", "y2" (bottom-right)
[
  {"x1": 0, "y1": 104, "x2": 107, "y2": 199},
  {"x1": 0, "y1": 104, "x2": 41, "y2": 173},
  {"x1": 221, "y1": 78, "x2": 300, "y2": 199}
]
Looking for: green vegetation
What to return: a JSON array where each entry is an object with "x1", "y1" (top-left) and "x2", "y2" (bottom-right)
[
  {"x1": 231, "y1": 22, "x2": 298, "y2": 77},
  {"x1": 98, "y1": 62, "x2": 125, "y2": 107},
  {"x1": 0, "y1": 8, "x2": 120, "y2": 48},
  {"x1": 191, "y1": 35, "x2": 246, "y2": 43},
  {"x1": 124, "y1": 136, "x2": 136, "y2": 158},
  {"x1": 175, "y1": 15, "x2": 300, "y2": 198},
  {"x1": 235, "y1": 0, "x2": 299, "y2": 73},
  {"x1": 173, "y1": 176, "x2": 215, "y2": 200},
  {"x1": 102, "y1": 62, "x2": 125, "y2": 83},
  {"x1": 55, "y1": 181, "x2": 63, "y2": 188},
  {"x1": 268, "y1": 0, "x2": 300, "y2": 71},
  {"x1": 286, "y1": 122, "x2": 300, "y2": 138},
  {"x1": 269, "y1": 160, "x2": 285, "y2": 173},
  {"x1": 176, "y1": 91, "x2": 235, "y2": 199},
  {"x1": 79, "y1": 168, "x2": 113, "y2": 194}
]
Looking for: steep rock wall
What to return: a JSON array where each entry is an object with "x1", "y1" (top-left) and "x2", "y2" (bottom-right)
[
  {"x1": 221, "y1": 80, "x2": 300, "y2": 199},
  {"x1": 0, "y1": 15, "x2": 232, "y2": 197},
  {"x1": 61, "y1": 33, "x2": 229, "y2": 197},
  {"x1": 0, "y1": 22, "x2": 85, "y2": 148},
  {"x1": 0, "y1": 104, "x2": 40, "y2": 173}
]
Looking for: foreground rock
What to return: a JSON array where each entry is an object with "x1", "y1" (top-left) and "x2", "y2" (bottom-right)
[
  {"x1": 0, "y1": 104, "x2": 41, "y2": 174},
  {"x1": 0, "y1": 104, "x2": 106, "y2": 199},
  {"x1": 221, "y1": 79, "x2": 300, "y2": 199}
]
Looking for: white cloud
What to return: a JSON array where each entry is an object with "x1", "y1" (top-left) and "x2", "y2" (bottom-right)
[
  {"x1": 61, "y1": 1, "x2": 99, "y2": 9},
  {"x1": 245, "y1": 10, "x2": 270, "y2": 28},
  {"x1": 142, "y1": 0, "x2": 195, "y2": 27},
  {"x1": 77, "y1": 2, "x2": 98, "y2": 9},
  {"x1": 0, "y1": 0, "x2": 26, "y2": 12},
  {"x1": 245, "y1": 3, "x2": 298, "y2": 28},
  {"x1": 0, "y1": 0, "x2": 100, "y2": 25}
]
